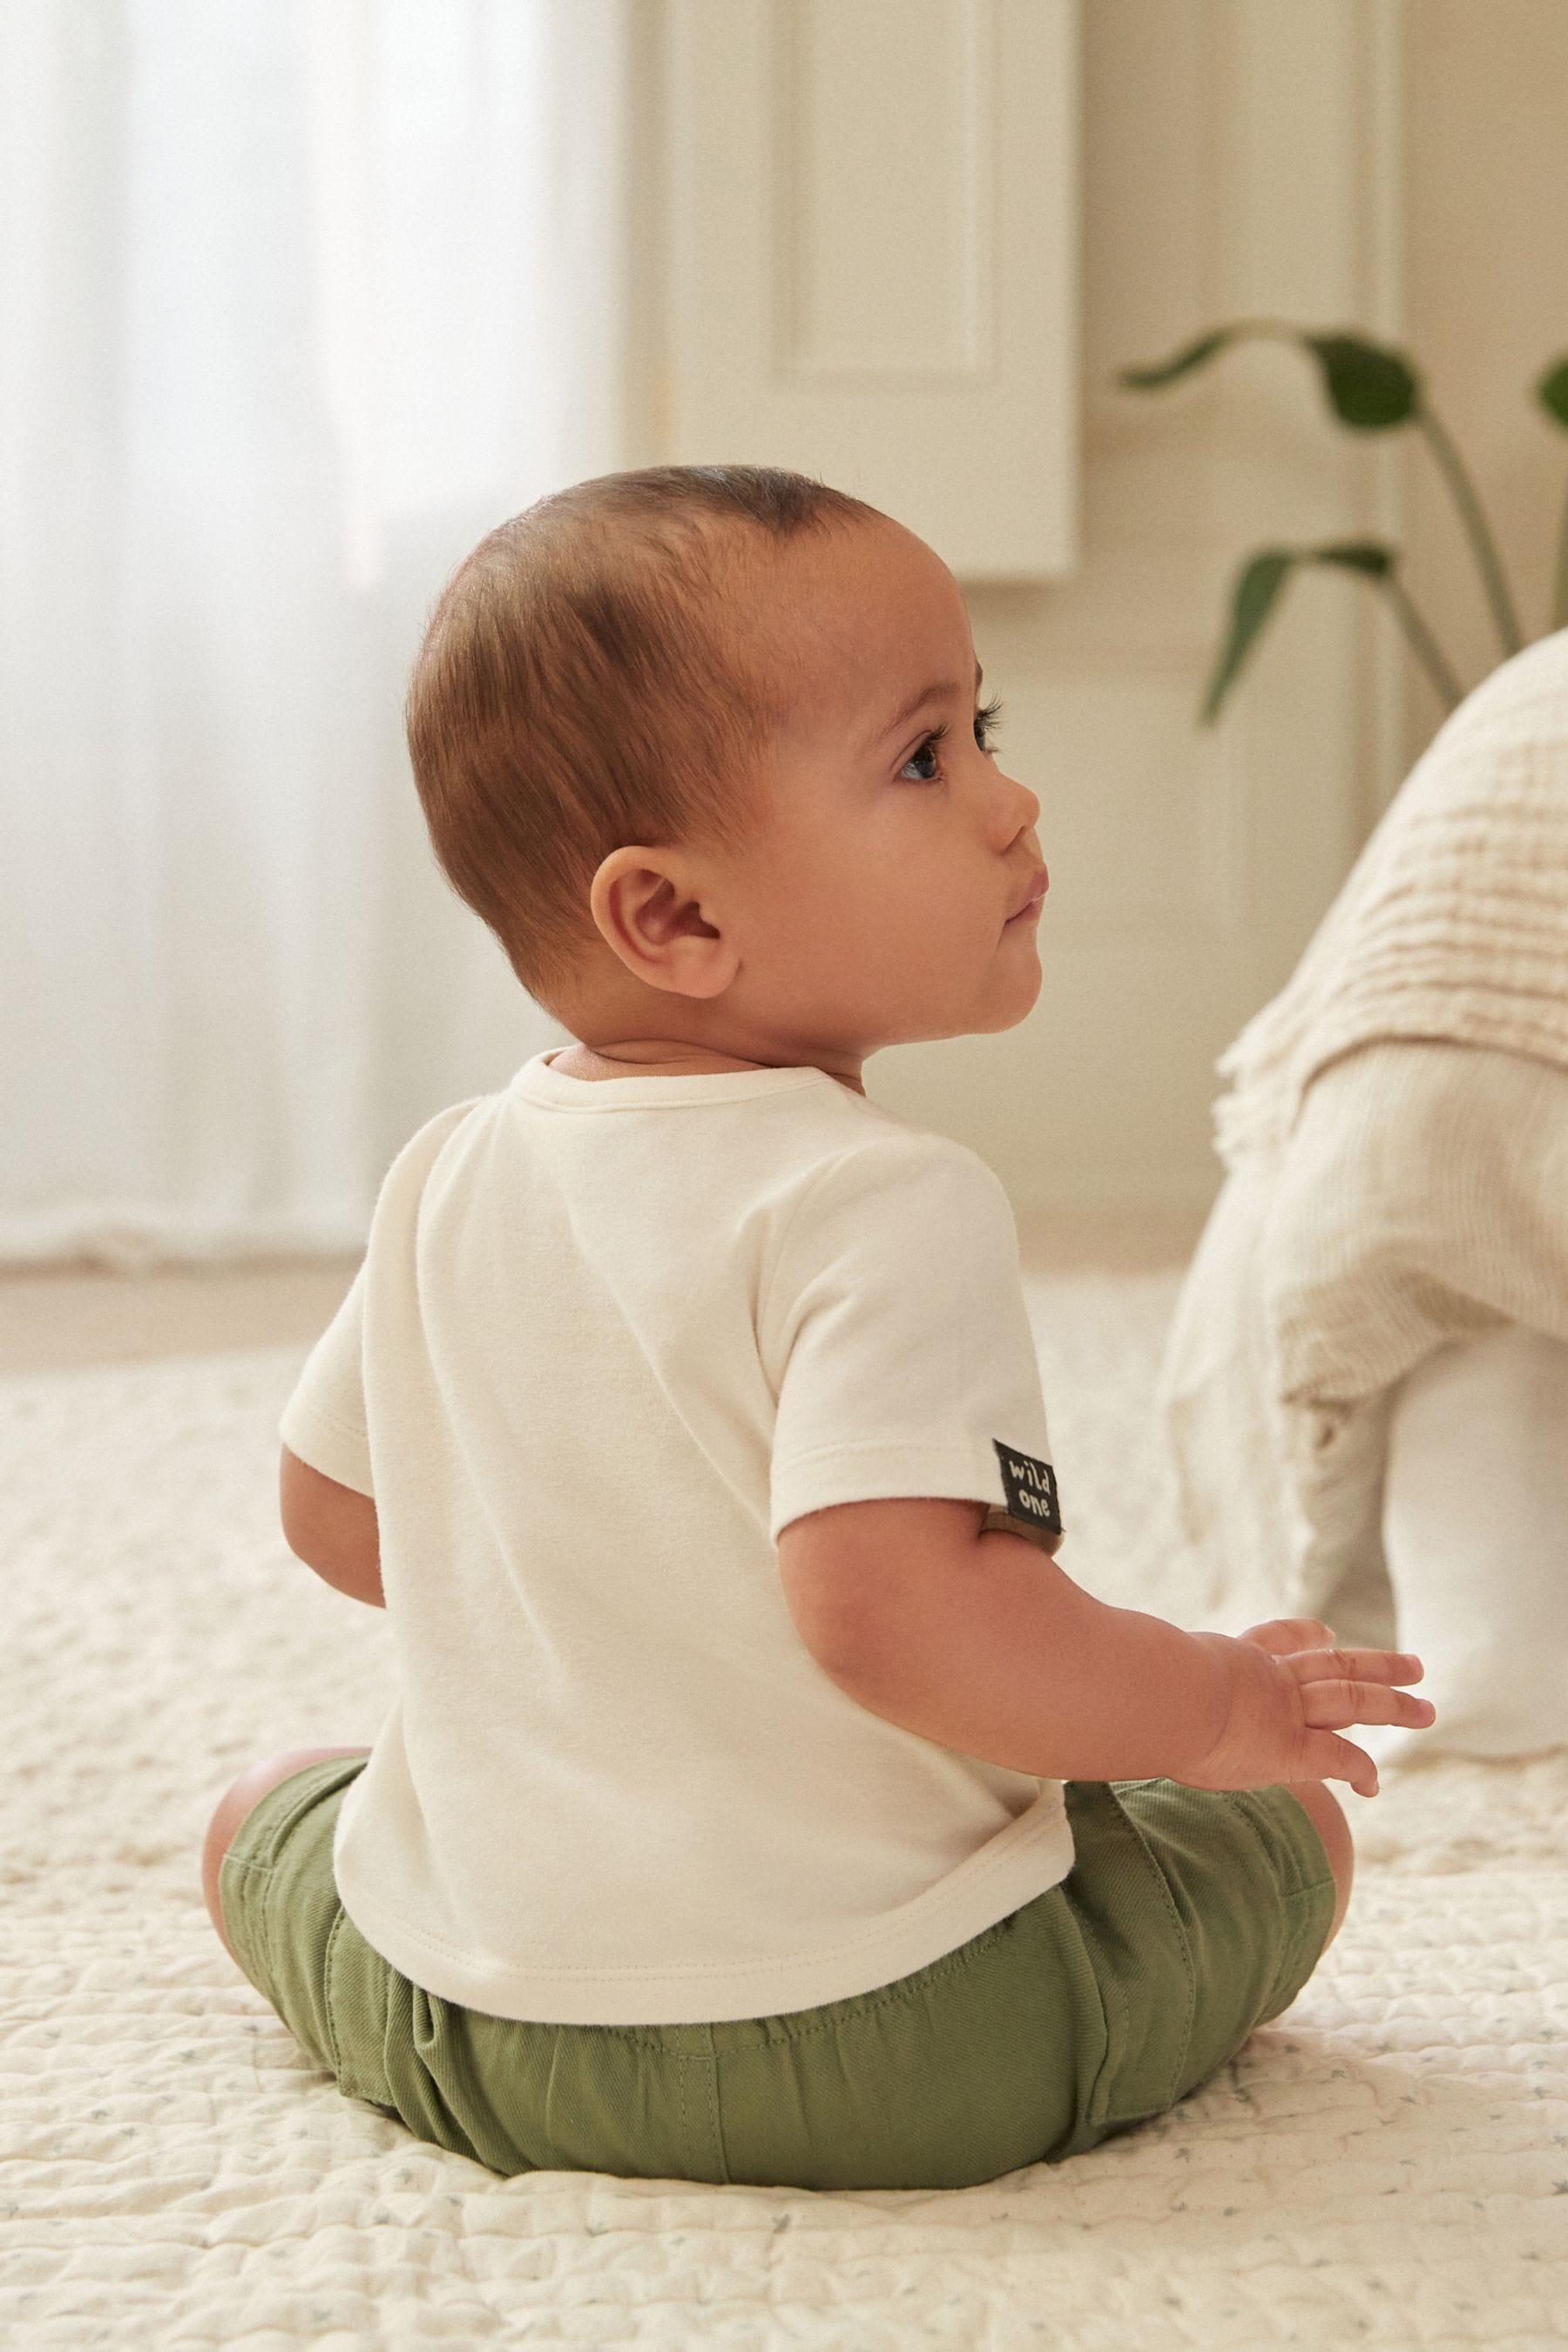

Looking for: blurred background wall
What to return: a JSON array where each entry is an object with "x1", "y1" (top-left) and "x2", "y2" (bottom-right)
[{"x1": 4, "y1": 0, "x2": 1565, "y2": 1265}]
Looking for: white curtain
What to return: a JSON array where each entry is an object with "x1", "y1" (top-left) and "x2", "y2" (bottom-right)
[{"x1": 1, "y1": 0, "x2": 628, "y2": 1264}]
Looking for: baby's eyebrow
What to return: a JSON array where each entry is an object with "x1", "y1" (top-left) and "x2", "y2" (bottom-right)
[{"x1": 868, "y1": 660, "x2": 985, "y2": 751}]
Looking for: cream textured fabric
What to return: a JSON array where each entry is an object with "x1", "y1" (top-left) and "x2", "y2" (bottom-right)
[
  {"x1": 280, "y1": 1048, "x2": 1071, "y2": 2026},
  {"x1": 1211, "y1": 627, "x2": 1568, "y2": 1167},
  {"x1": 7, "y1": 1293, "x2": 1568, "y2": 2346},
  {"x1": 1161, "y1": 630, "x2": 1568, "y2": 1753}
]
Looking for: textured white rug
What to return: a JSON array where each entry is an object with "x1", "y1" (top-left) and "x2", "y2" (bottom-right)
[{"x1": 3, "y1": 1270, "x2": 1565, "y2": 2349}]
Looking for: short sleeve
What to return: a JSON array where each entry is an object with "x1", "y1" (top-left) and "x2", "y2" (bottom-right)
[
  {"x1": 763, "y1": 1137, "x2": 1062, "y2": 1554},
  {"x1": 279, "y1": 1260, "x2": 374, "y2": 1495}
]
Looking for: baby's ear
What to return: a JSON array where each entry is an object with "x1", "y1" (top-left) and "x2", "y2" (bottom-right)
[{"x1": 587, "y1": 851, "x2": 742, "y2": 997}]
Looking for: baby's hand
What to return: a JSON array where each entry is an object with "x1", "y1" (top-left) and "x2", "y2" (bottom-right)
[{"x1": 1180, "y1": 1619, "x2": 1436, "y2": 1799}]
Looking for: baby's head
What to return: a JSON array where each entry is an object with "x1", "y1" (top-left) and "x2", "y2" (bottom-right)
[{"x1": 406, "y1": 464, "x2": 1044, "y2": 1086}]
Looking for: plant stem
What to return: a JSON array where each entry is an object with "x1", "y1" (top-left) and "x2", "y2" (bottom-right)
[
  {"x1": 1415, "y1": 405, "x2": 1525, "y2": 657},
  {"x1": 1554, "y1": 474, "x2": 1568, "y2": 632},
  {"x1": 1379, "y1": 573, "x2": 1465, "y2": 713}
]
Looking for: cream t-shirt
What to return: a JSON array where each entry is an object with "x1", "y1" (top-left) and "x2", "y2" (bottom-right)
[{"x1": 279, "y1": 1048, "x2": 1073, "y2": 2025}]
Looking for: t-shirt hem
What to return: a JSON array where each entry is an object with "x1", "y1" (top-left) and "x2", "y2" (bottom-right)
[
  {"x1": 333, "y1": 1790, "x2": 1074, "y2": 2026},
  {"x1": 278, "y1": 1398, "x2": 375, "y2": 1496},
  {"x1": 770, "y1": 1438, "x2": 1012, "y2": 1542}
]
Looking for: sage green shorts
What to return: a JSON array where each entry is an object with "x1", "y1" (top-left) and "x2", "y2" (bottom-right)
[{"x1": 220, "y1": 1757, "x2": 1336, "y2": 2191}]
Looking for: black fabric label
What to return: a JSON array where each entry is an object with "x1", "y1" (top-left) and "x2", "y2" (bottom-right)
[{"x1": 984, "y1": 1439, "x2": 1063, "y2": 1553}]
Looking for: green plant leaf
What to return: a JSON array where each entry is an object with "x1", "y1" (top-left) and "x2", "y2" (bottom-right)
[
  {"x1": 1538, "y1": 356, "x2": 1568, "y2": 429},
  {"x1": 1118, "y1": 328, "x2": 1240, "y2": 390},
  {"x1": 1202, "y1": 550, "x2": 1295, "y2": 724},
  {"x1": 1308, "y1": 539, "x2": 1395, "y2": 578},
  {"x1": 1301, "y1": 335, "x2": 1420, "y2": 429}
]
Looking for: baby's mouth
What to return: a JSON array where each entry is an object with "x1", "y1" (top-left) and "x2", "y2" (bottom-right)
[{"x1": 1005, "y1": 866, "x2": 1050, "y2": 923}]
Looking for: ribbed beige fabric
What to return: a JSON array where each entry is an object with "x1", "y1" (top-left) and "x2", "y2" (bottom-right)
[
  {"x1": 1160, "y1": 628, "x2": 1568, "y2": 1650},
  {"x1": 1213, "y1": 627, "x2": 1568, "y2": 1167}
]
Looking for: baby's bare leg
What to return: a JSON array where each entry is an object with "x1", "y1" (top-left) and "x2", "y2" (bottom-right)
[
  {"x1": 1288, "y1": 1779, "x2": 1353, "y2": 1950},
  {"x1": 200, "y1": 1746, "x2": 369, "y2": 1962}
]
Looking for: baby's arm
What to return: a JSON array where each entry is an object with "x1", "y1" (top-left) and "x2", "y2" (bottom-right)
[
  {"x1": 280, "y1": 1446, "x2": 384, "y2": 1608},
  {"x1": 779, "y1": 1498, "x2": 1434, "y2": 1797}
]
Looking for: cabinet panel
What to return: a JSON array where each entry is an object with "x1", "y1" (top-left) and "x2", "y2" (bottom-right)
[
  {"x1": 661, "y1": 0, "x2": 1079, "y2": 578},
  {"x1": 775, "y1": 0, "x2": 991, "y2": 381}
]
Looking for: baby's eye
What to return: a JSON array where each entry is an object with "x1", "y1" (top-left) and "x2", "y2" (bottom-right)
[
  {"x1": 899, "y1": 699, "x2": 1004, "y2": 786},
  {"x1": 901, "y1": 729, "x2": 945, "y2": 784}
]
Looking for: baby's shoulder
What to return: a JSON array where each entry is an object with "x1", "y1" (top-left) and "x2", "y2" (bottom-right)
[{"x1": 780, "y1": 1128, "x2": 1013, "y2": 1256}]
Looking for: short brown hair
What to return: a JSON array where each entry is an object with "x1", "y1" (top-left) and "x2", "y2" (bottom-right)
[{"x1": 404, "y1": 463, "x2": 877, "y2": 1013}]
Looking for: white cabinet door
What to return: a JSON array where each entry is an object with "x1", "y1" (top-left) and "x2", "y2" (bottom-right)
[{"x1": 658, "y1": 0, "x2": 1079, "y2": 581}]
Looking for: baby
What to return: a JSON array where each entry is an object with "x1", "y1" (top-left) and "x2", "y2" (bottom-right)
[{"x1": 199, "y1": 464, "x2": 1435, "y2": 2191}]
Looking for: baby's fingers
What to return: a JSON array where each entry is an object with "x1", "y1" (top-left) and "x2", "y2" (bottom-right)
[
  {"x1": 1300, "y1": 1732, "x2": 1382, "y2": 1800},
  {"x1": 1240, "y1": 1618, "x2": 1338, "y2": 1655},
  {"x1": 1286, "y1": 1646, "x2": 1427, "y2": 1686},
  {"x1": 1297, "y1": 1675, "x2": 1437, "y2": 1732}
]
